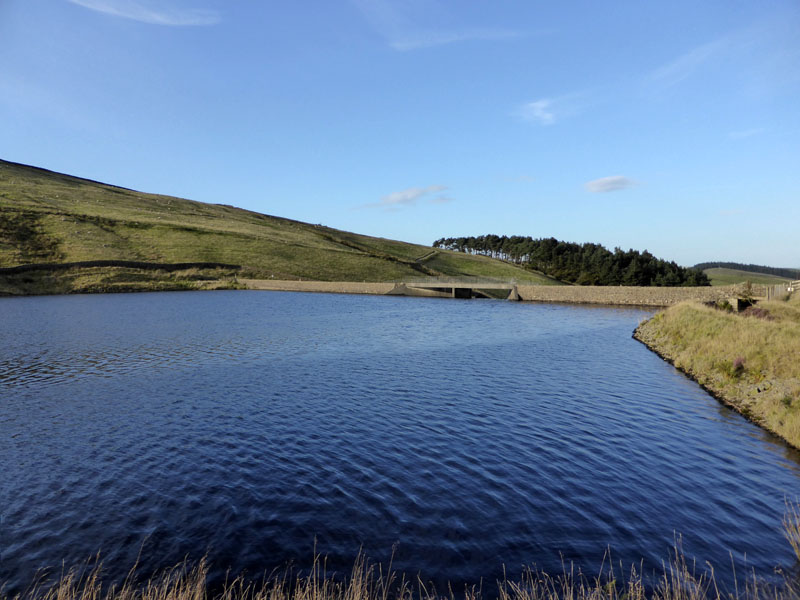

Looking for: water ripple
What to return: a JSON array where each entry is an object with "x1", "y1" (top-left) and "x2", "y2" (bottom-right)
[{"x1": 1, "y1": 292, "x2": 799, "y2": 594}]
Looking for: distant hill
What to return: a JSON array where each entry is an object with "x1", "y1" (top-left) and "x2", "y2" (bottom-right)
[
  {"x1": 701, "y1": 267, "x2": 792, "y2": 287},
  {"x1": 694, "y1": 262, "x2": 800, "y2": 280},
  {"x1": 0, "y1": 159, "x2": 559, "y2": 294}
]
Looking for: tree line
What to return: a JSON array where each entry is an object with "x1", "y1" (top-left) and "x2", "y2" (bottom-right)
[
  {"x1": 432, "y1": 235, "x2": 710, "y2": 286},
  {"x1": 693, "y1": 262, "x2": 800, "y2": 280}
]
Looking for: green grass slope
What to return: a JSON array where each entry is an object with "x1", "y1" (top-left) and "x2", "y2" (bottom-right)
[
  {"x1": 0, "y1": 160, "x2": 561, "y2": 293},
  {"x1": 635, "y1": 293, "x2": 800, "y2": 448},
  {"x1": 703, "y1": 267, "x2": 790, "y2": 286}
]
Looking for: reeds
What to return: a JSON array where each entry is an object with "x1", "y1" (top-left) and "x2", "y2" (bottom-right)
[
  {"x1": 4, "y1": 534, "x2": 799, "y2": 600},
  {"x1": 784, "y1": 500, "x2": 800, "y2": 563},
  {"x1": 7, "y1": 501, "x2": 800, "y2": 600}
]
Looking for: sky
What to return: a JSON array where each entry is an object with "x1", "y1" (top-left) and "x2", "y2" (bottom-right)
[{"x1": 2, "y1": 1, "x2": 799, "y2": 267}]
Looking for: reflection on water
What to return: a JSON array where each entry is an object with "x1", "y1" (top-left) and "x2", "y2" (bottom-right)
[{"x1": 1, "y1": 291, "x2": 799, "y2": 594}]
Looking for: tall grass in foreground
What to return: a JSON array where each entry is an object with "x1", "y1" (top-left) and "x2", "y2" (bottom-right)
[{"x1": 5, "y1": 505, "x2": 800, "y2": 600}]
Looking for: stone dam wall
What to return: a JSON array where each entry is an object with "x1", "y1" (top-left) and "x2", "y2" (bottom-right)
[
  {"x1": 240, "y1": 279, "x2": 396, "y2": 295},
  {"x1": 514, "y1": 284, "x2": 749, "y2": 307},
  {"x1": 243, "y1": 279, "x2": 751, "y2": 307}
]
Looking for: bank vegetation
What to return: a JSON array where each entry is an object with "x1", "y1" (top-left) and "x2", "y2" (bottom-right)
[{"x1": 635, "y1": 291, "x2": 800, "y2": 448}]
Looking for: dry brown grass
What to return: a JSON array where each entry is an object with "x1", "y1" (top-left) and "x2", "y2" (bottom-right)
[
  {"x1": 634, "y1": 293, "x2": 800, "y2": 448},
  {"x1": 785, "y1": 501, "x2": 800, "y2": 564},
  {"x1": 6, "y1": 509, "x2": 800, "y2": 600},
  {"x1": 3, "y1": 551, "x2": 795, "y2": 600}
]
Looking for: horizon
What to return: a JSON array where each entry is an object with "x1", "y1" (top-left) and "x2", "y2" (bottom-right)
[{"x1": 2, "y1": 1, "x2": 798, "y2": 267}]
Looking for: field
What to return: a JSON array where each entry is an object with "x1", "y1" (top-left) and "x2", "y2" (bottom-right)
[
  {"x1": 635, "y1": 292, "x2": 800, "y2": 448},
  {"x1": 703, "y1": 267, "x2": 790, "y2": 286},
  {"x1": 0, "y1": 160, "x2": 560, "y2": 294}
]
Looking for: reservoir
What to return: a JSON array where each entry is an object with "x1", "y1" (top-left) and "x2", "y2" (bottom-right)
[{"x1": 1, "y1": 291, "x2": 798, "y2": 593}]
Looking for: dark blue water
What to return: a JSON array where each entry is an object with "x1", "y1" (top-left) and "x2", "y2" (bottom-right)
[{"x1": 1, "y1": 291, "x2": 799, "y2": 593}]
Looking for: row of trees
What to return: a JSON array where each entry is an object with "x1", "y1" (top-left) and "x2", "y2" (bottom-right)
[{"x1": 432, "y1": 235, "x2": 710, "y2": 286}]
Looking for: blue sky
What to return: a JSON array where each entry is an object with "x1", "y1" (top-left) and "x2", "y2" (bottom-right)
[{"x1": 2, "y1": 1, "x2": 798, "y2": 267}]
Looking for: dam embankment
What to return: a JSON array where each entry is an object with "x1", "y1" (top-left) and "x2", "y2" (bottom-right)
[
  {"x1": 242, "y1": 279, "x2": 751, "y2": 306},
  {"x1": 514, "y1": 283, "x2": 748, "y2": 306},
  {"x1": 241, "y1": 279, "x2": 396, "y2": 295}
]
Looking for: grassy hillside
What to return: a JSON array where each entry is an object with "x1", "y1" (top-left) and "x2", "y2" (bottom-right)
[
  {"x1": 635, "y1": 292, "x2": 800, "y2": 448},
  {"x1": 0, "y1": 160, "x2": 560, "y2": 294},
  {"x1": 695, "y1": 261, "x2": 800, "y2": 280},
  {"x1": 703, "y1": 267, "x2": 790, "y2": 286}
]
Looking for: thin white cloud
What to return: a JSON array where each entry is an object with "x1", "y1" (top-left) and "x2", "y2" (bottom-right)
[
  {"x1": 649, "y1": 39, "x2": 728, "y2": 88},
  {"x1": 517, "y1": 91, "x2": 590, "y2": 126},
  {"x1": 68, "y1": 0, "x2": 220, "y2": 26},
  {"x1": 352, "y1": 0, "x2": 520, "y2": 51},
  {"x1": 646, "y1": 17, "x2": 800, "y2": 97},
  {"x1": 584, "y1": 176, "x2": 636, "y2": 193},
  {"x1": 391, "y1": 29, "x2": 519, "y2": 51},
  {"x1": 361, "y1": 185, "x2": 449, "y2": 209},
  {"x1": 429, "y1": 195, "x2": 454, "y2": 204},
  {"x1": 728, "y1": 127, "x2": 765, "y2": 139},
  {"x1": 520, "y1": 99, "x2": 555, "y2": 125}
]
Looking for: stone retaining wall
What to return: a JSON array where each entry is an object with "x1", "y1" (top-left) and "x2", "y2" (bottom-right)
[
  {"x1": 243, "y1": 279, "x2": 749, "y2": 307},
  {"x1": 241, "y1": 279, "x2": 396, "y2": 295},
  {"x1": 515, "y1": 284, "x2": 746, "y2": 307}
]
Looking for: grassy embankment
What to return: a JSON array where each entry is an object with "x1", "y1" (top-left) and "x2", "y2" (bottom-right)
[
  {"x1": 5, "y1": 505, "x2": 800, "y2": 600},
  {"x1": 702, "y1": 267, "x2": 790, "y2": 287},
  {"x1": 635, "y1": 292, "x2": 800, "y2": 448},
  {"x1": 0, "y1": 160, "x2": 559, "y2": 295}
]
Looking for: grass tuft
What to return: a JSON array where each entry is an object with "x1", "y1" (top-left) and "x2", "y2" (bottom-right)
[{"x1": 784, "y1": 500, "x2": 800, "y2": 563}]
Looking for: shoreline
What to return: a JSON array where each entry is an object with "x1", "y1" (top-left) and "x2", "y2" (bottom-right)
[
  {"x1": 242, "y1": 279, "x2": 748, "y2": 307},
  {"x1": 0, "y1": 273, "x2": 751, "y2": 308},
  {"x1": 632, "y1": 328, "x2": 782, "y2": 441},
  {"x1": 633, "y1": 298, "x2": 800, "y2": 451}
]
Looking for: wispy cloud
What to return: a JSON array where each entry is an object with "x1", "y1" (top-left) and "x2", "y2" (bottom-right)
[
  {"x1": 518, "y1": 92, "x2": 588, "y2": 126},
  {"x1": 361, "y1": 185, "x2": 450, "y2": 209},
  {"x1": 647, "y1": 15, "x2": 800, "y2": 97},
  {"x1": 584, "y1": 176, "x2": 636, "y2": 193},
  {"x1": 352, "y1": 0, "x2": 520, "y2": 51},
  {"x1": 648, "y1": 38, "x2": 728, "y2": 88},
  {"x1": 390, "y1": 29, "x2": 519, "y2": 51},
  {"x1": 520, "y1": 99, "x2": 555, "y2": 125},
  {"x1": 728, "y1": 127, "x2": 765, "y2": 140},
  {"x1": 68, "y1": 0, "x2": 220, "y2": 26}
]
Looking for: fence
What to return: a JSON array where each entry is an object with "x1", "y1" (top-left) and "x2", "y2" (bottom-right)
[{"x1": 765, "y1": 281, "x2": 797, "y2": 300}]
